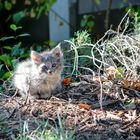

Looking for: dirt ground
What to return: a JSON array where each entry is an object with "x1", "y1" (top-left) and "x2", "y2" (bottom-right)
[{"x1": 0, "y1": 75, "x2": 140, "y2": 140}]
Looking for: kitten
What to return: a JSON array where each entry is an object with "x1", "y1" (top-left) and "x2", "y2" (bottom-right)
[{"x1": 13, "y1": 44, "x2": 63, "y2": 99}]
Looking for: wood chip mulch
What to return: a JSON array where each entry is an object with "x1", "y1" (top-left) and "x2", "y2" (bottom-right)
[{"x1": 0, "y1": 76, "x2": 140, "y2": 140}]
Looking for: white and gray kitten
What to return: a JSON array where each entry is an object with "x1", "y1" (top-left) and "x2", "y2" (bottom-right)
[{"x1": 13, "y1": 44, "x2": 63, "y2": 99}]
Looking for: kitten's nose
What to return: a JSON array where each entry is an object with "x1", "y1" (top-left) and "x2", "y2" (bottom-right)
[{"x1": 47, "y1": 70, "x2": 52, "y2": 75}]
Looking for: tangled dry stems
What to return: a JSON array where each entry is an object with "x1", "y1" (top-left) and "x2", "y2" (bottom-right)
[{"x1": 66, "y1": 12, "x2": 140, "y2": 79}]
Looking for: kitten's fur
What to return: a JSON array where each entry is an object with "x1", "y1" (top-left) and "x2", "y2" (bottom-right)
[{"x1": 13, "y1": 45, "x2": 63, "y2": 99}]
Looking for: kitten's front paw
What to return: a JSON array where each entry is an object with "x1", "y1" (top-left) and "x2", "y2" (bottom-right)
[{"x1": 39, "y1": 92, "x2": 52, "y2": 99}]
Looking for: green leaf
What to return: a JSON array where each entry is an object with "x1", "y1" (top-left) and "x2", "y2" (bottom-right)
[
  {"x1": 12, "y1": 59, "x2": 19, "y2": 67},
  {"x1": 17, "y1": 26, "x2": 22, "y2": 30},
  {"x1": 80, "y1": 20, "x2": 86, "y2": 27},
  {"x1": 0, "y1": 55, "x2": 8, "y2": 62},
  {"x1": 10, "y1": 24, "x2": 22, "y2": 31},
  {"x1": 20, "y1": 53, "x2": 29, "y2": 58},
  {"x1": 95, "y1": 0, "x2": 101, "y2": 5},
  {"x1": 30, "y1": 8, "x2": 36, "y2": 18},
  {"x1": 19, "y1": 48, "x2": 25, "y2": 56},
  {"x1": 16, "y1": 42, "x2": 22, "y2": 47},
  {"x1": 11, "y1": 42, "x2": 22, "y2": 57},
  {"x1": 2, "y1": 46, "x2": 12, "y2": 50},
  {"x1": 0, "y1": 36, "x2": 15, "y2": 41},
  {"x1": 4, "y1": 1, "x2": 12, "y2": 10},
  {"x1": 36, "y1": 6, "x2": 44, "y2": 19},
  {"x1": 87, "y1": 21, "x2": 94, "y2": 28},
  {"x1": 0, "y1": 64, "x2": 3, "y2": 71},
  {"x1": 10, "y1": 24, "x2": 17, "y2": 31},
  {"x1": 115, "y1": 67, "x2": 125, "y2": 79},
  {"x1": 0, "y1": 55, "x2": 12, "y2": 67},
  {"x1": 18, "y1": 33, "x2": 30, "y2": 37},
  {"x1": 47, "y1": 40, "x2": 55, "y2": 47},
  {"x1": 2, "y1": 71, "x2": 11, "y2": 80},
  {"x1": 46, "y1": 0, "x2": 56, "y2": 11},
  {"x1": 13, "y1": 11, "x2": 25, "y2": 23},
  {"x1": 124, "y1": 98, "x2": 135, "y2": 107}
]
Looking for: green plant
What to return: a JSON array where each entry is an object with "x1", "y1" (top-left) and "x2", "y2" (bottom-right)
[
  {"x1": 64, "y1": 30, "x2": 93, "y2": 76},
  {"x1": 131, "y1": 11, "x2": 140, "y2": 37},
  {"x1": 80, "y1": 15, "x2": 95, "y2": 33},
  {"x1": 71, "y1": 30, "x2": 91, "y2": 46},
  {"x1": 16, "y1": 115, "x2": 75, "y2": 140},
  {"x1": 0, "y1": 0, "x2": 57, "y2": 23},
  {"x1": 0, "y1": 24, "x2": 30, "y2": 80}
]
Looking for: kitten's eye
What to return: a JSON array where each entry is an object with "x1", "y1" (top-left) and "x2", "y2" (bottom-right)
[
  {"x1": 42, "y1": 65, "x2": 48, "y2": 70},
  {"x1": 52, "y1": 63, "x2": 56, "y2": 67}
]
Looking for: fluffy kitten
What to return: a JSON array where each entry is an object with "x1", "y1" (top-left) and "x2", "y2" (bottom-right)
[{"x1": 13, "y1": 44, "x2": 63, "y2": 99}]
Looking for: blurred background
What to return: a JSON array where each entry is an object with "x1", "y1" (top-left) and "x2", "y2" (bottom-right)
[
  {"x1": 0, "y1": 0, "x2": 140, "y2": 81},
  {"x1": 0, "y1": 0, "x2": 140, "y2": 45}
]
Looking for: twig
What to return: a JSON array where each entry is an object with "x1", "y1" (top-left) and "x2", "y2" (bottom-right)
[
  {"x1": 121, "y1": 115, "x2": 140, "y2": 129},
  {"x1": 117, "y1": 9, "x2": 131, "y2": 34}
]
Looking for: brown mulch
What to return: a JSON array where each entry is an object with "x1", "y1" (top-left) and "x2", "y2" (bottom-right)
[{"x1": 0, "y1": 75, "x2": 140, "y2": 140}]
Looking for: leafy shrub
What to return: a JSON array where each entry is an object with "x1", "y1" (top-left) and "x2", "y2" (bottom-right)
[
  {"x1": 0, "y1": 0, "x2": 57, "y2": 23},
  {"x1": 80, "y1": 14, "x2": 95, "y2": 33},
  {"x1": 0, "y1": 24, "x2": 30, "y2": 81},
  {"x1": 63, "y1": 30, "x2": 94, "y2": 76}
]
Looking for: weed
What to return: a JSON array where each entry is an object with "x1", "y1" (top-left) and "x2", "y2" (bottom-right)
[
  {"x1": 0, "y1": 24, "x2": 30, "y2": 81},
  {"x1": 15, "y1": 114, "x2": 75, "y2": 140}
]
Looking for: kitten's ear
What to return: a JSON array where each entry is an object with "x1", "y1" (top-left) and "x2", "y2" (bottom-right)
[
  {"x1": 51, "y1": 44, "x2": 62, "y2": 58},
  {"x1": 31, "y1": 51, "x2": 42, "y2": 64}
]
